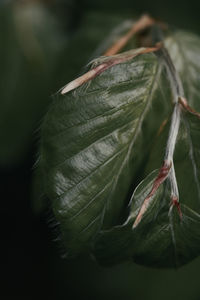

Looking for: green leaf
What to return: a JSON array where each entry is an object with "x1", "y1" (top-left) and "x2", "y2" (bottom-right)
[
  {"x1": 165, "y1": 30, "x2": 200, "y2": 111},
  {"x1": 41, "y1": 49, "x2": 173, "y2": 256},
  {"x1": 95, "y1": 109, "x2": 200, "y2": 268},
  {"x1": 31, "y1": 11, "x2": 130, "y2": 214},
  {"x1": 40, "y1": 22, "x2": 200, "y2": 268}
]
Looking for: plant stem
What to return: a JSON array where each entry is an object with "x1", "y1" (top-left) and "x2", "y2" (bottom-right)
[{"x1": 104, "y1": 14, "x2": 155, "y2": 56}]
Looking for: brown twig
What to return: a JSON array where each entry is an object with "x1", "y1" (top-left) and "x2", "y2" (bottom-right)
[
  {"x1": 103, "y1": 14, "x2": 155, "y2": 56},
  {"x1": 61, "y1": 44, "x2": 162, "y2": 95}
]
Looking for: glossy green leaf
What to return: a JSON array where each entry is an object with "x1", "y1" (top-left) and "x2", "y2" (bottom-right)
[
  {"x1": 95, "y1": 108, "x2": 200, "y2": 268},
  {"x1": 41, "y1": 49, "x2": 173, "y2": 256},
  {"x1": 41, "y1": 23, "x2": 200, "y2": 268},
  {"x1": 32, "y1": 12, "x2": 131, "y2": 214}
]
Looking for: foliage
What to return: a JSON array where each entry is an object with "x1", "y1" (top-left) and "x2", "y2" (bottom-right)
[{"x1": 40, "y1": 16, "x2": 200, "y2": 268}]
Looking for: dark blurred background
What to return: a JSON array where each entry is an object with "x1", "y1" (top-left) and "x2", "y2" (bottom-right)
[{"x1": 1, "y1": 0, "x2": 200, "y2": 299}]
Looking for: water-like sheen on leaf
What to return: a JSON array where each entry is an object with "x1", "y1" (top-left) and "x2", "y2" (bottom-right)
[
  {"x1": 40, "y1": 22, "x2": 200, "y2": 268},
  {"x1": 41, "y1": 50, "x2": 173, "y2": 256}
]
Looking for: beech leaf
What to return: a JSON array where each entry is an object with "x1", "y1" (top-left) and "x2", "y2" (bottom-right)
[
  {"x1": 41, "y1": 48, "x2": 173, "y2": 255},
  {"x1": 40, "y1": 18, "x2": 200, "y2": 268}
]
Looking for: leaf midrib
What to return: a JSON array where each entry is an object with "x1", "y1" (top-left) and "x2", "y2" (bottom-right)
[{"x1": 103, "y1": 60, "x2": 161, "y2": 222}]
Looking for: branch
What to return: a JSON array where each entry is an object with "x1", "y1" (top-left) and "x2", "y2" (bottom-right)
[
  {"x1": 61, "y1": 45, "x2": 161, "y2": 95},
  {"x1": 103, "y1": 15, "x2": 155, "y2": 56},
  {"x1": 133, "y1": 46, "x2": 185, "y2": 228}
]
